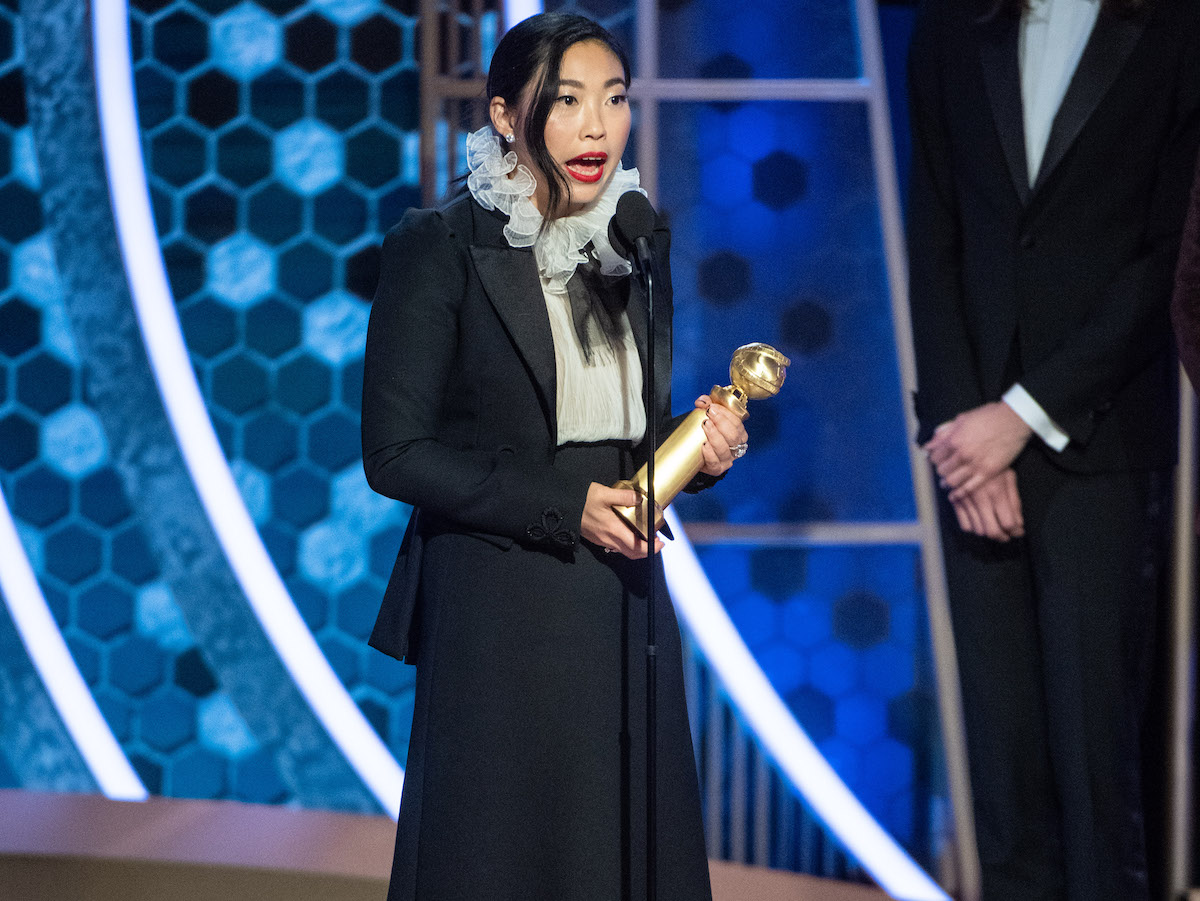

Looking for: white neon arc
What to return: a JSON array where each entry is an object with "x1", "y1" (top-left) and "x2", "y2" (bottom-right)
[
  {"x1": 662, "y1": 508, "x2": 949, "y2": 901},
  {"x1": 0, "y1": 485, "x2": 148, "y2": 801},
  {"x1": 503, "y1": 0, "x2": 542, "y2": 31},
  {"x1": 92, "y1": 1, "x2": 404, "y2": 815}
]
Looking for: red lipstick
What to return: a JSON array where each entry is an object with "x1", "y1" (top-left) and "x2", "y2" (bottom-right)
[{"x1": 564, "y1": 152, "x2": 607, "y2": 184}]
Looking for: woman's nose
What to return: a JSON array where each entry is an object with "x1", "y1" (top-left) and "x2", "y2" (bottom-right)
[{"x1": 580, "y1": 102, "x2": 606, "y2": 139}]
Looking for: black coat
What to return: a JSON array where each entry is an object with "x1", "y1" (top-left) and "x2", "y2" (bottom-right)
[
  {"x1": 1170, "y1": 152, "x2": 1200, "y2": 387},
  {"x1": 363, "y1": 191, "x2": 679, "y2": 663},
  {"x1": 360, "y1": 192, "x2": 713, "y2": 901},
  {"x1": 907, "y1": 0, "x2": 1200, "y2": 471}
]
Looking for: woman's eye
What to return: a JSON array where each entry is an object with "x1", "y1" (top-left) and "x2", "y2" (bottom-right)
[
  {"x1": 609, "y1": 94, "x2": 628, "y2": 105},
  {"x1": 557, "y1": 95, "x2": 576, "y2": 105}
]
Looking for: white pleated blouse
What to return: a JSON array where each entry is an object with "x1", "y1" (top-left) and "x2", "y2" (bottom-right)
[{"x1": 542, "y1": 278, "x2": 645, "y2": 445}]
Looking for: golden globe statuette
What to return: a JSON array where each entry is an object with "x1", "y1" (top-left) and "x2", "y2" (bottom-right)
[{"x1": 612, "y1": 342, "x2": 791, "y2": 540}]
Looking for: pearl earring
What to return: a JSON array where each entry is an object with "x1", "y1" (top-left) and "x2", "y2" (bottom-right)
[{"x1": 504, "y1": 133, "x2": 515, "y2": 144}]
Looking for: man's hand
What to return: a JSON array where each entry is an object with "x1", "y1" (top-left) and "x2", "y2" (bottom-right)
[
  {"x1": 924, "y1": 401, "x2": 1033, "y2": 501},
  {"x1": 948, "y1": 468, "x2": 1024, "y2": 542}
]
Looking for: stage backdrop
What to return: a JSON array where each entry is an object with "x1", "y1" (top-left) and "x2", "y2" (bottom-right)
[{"x1": 0, "y1": 0, "x2": 940, "y2": 881}]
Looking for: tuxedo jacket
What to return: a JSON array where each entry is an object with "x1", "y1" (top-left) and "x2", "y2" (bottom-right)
[
  {"x1": 1171, "y1": 152, "x2": 1200, "y2": 386},
  {"x1": 907, "y1": 0, "x2": 1200, "y2": 472},
  {"x1": 361, "y1": 192, "x2": 693, "y2": 662}
]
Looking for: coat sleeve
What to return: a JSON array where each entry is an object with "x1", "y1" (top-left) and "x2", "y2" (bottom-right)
[
  {"x1": 905, "y1": 0, "x2": 986, "y2": 445},
  {"x1": 1019, "y1": 30, "x2": 1200, "y2": 445},
  {"x1": 1170, "y1": 152, "x2": 1200, "y2": 391},
  {"x1": 361, "y1": 208, "x2": 592, "y2": 547}
]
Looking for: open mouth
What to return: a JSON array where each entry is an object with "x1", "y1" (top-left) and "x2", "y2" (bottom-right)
[{"x1": 564, "y1": 152, "x2": 607, "y2": 184}]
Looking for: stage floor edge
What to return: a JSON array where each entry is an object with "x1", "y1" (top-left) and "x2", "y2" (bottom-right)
[{"x1": 0, "y1": 790, "x2": 889, "y2": 901}]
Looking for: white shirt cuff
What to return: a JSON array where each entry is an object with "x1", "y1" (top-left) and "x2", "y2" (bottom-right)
[{"x1": 1003, "y1": 383, "x2": 1069, "y2": 452}]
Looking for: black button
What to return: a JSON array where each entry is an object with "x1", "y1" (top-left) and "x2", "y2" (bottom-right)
[{"x1": 1019, "y1": 234, "x2": 1035, "y2": 248}]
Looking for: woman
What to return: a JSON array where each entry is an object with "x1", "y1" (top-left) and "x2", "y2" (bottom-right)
[{"x1": 361, "y1": 13, "x2": 747, "y2": 900}]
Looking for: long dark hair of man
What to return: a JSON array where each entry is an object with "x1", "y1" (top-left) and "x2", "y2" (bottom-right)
[{"x1": 486, "y1": 13, "x2": 631, "y2": 224}]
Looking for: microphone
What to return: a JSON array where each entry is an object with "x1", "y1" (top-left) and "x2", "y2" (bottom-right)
[
  {"x1": 609, "y1": 187, "x2": 663, "y2": 901},
  {"x1": 608, "y1": 191, "x2": 656, "y2": 277}
]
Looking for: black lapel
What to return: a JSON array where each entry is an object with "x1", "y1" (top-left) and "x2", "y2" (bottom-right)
[
  {"x1": 977, "y1": 10, "x2": 1031, "y2": 206},
  {"x1": 625, "y1": 267, "x2": 650, "y2": 402},
  {"x1": 1032, "y1": 9, "x2": 1145, "y2": 194},
  {"x1": 623, "y1": 231, "x2": 672, "y2": 423},
  {"x1": 467, "y1": 207, "x2": 558, "y2": 437}
]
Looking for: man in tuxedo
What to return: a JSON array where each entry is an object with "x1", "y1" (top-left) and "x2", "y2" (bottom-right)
[{"x1": 906, "y1": 1, "x2": 1200, "y2": 899}]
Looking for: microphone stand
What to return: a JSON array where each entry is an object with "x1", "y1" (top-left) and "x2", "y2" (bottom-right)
[{"x1": 633, "y1": 235, "x2": 657, "y2": 901}]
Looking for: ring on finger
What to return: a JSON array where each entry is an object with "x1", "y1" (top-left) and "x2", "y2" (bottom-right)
[{"x1": 730, "y1": 442, "x2": 748, "y2": 459}]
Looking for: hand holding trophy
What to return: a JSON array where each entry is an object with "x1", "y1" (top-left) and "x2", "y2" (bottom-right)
[{"x1": 612, "y1": 342, "x2": 790, "y2": 540}]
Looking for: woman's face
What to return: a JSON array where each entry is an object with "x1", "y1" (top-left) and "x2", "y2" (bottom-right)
[{"x1": 500, "y1": 40, "x2": 632, "y2": 216}]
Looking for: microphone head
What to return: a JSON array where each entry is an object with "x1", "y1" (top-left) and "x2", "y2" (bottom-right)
[{"x1": 608, "y1": 191, "x2": 656, "y2": 260}]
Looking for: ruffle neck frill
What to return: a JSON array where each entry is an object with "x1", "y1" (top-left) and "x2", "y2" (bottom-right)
[{"x1": 464, "y1": 125, "x2": 646, "y2": 293}]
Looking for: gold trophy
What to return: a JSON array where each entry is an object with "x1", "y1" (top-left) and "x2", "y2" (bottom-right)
[{"x1": 612, "y1": 342, "x2": 791, "y2": 540}]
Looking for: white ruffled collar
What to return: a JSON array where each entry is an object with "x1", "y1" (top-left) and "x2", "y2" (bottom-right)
[{"x1": 465, "y1": 125, "x2": 646, "y2": 293}]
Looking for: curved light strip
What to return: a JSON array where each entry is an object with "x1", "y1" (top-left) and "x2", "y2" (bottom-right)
[
  {"x1": 662, "y1": 508, "x2": 948, "y2": 901},
  {"x1": 92, "y1": 0, "x2": 404, "y2": 815},
  {"x1": 0, "y1": 483, "x2": 148, "y2": 801},
  {"x1": 503, "y1": 0, "x2": 542, "y2": 31}
]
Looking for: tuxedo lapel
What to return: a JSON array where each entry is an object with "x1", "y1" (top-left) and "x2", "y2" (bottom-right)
[
  {"x1": 468, "y1": 209, "x2": 558, "y2": 438},
  {"x1": 1033, "y1": 10, "x2": 1145, "y2": 194},
  {"x1": 977, "y1": 12, "x2": 1031, "y2": 206}
]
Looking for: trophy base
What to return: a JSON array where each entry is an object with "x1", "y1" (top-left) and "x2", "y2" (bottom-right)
[{"x1": 611, "y1": 479, "x2": 665, "y2": 543}]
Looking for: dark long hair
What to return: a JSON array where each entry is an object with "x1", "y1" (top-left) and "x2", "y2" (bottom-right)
[
  {"x1": 486, "y1": 13, "x2": 631, "y2": 222},
  {"x1": 987, "y1": 0, "x2": 1150, "y2": 16}
]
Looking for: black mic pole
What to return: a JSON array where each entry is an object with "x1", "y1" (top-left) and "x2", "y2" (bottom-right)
[
  {"x1": 636, "y1": 233, "x2": 658, "y2": 901},
  {"x1": 610, "y1": 192, "x2": 662, "y2": 901}
]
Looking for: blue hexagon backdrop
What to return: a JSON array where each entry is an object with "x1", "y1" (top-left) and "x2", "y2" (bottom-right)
[{"x1": 0, "y1": 0, "x2": 941, "y2": 880}]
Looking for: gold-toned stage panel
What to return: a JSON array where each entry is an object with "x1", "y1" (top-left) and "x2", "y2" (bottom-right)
[
  {"x1": 0, "y1": 789, "x2": 391, "y2": 901},
  {"x1": 0, "y1": 791, "x2": 888, "y2": 901},
  {"x1": 709, "y1": 860, "x2": 888, "y2": 901}
]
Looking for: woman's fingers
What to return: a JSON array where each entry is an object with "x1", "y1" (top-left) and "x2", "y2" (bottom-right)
[
  {"x1": 581, "y1": 483, "x2": 633, "y2": 548},
  {"x1": 589, "y1": 485, "x2": 640, "y2": 509},
  {"x1": 581, "y1": 482, "x2": 666, "y2": 558},
  {"x1": 602, "y1": 519, "x2": 664, "y2": 560},
  {"x1": 703, "y1": 419, "x2": 732, "y2": 461},
  {"x1": 705, "y1": 403, "x2": 748, "y2": 445},
  {"x1": 613, "y1": 533, "x2": 665, "y2": 560},
  {"x1": 695, "y1": 399, "x2": 748, "y2": 477}
]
